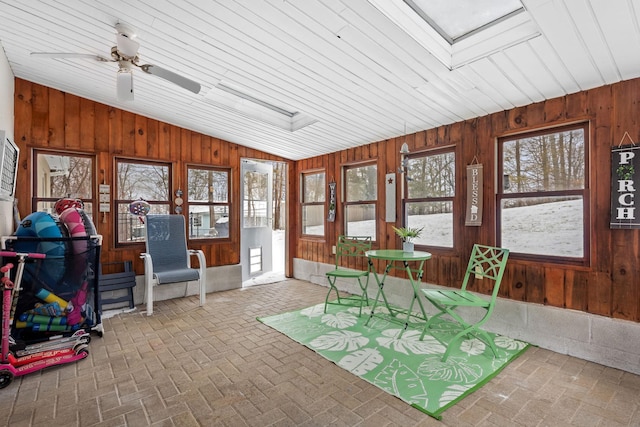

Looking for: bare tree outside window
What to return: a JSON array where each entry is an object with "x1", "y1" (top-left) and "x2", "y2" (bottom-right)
[
  {"x1": 498, "y1": 123, "x2": 588, "y2": 262},
  {"x1": 34, "y1": 152, "x2": 94, "y2": 215},
  {"x1": 404, "y1": 149, "x2": 455, "y2": 248},
  {"x1": 301, "y1": 171, "x2": 325, "y2": 236},
  {"x1": 115, "y1": 160, "x2": 170, "y2": 244},
  {"x1": 244, "y1": 171, "x2": 268, "y2": 228},
  {"x1": 344, "y1": 163, "x2": 377, "y2": 239},
  {"x1": 272, "y1": 162, "x2": 286, "y2": 230},
  {"x1": 187, "y1": 166, "x2": 230, "y2": 239}
]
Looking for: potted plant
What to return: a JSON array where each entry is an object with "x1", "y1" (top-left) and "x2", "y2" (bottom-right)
[{"x1": 392, "y1": 225, "x2": 424, "y2": 252}]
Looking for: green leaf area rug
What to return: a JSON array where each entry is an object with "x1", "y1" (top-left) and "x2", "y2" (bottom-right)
[{"x1": 258, "y1": 302, "x2": 529, "y2": 420}]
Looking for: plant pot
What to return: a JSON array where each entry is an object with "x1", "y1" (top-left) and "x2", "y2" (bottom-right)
[{"x1": 403, "y1": 241, "x2": 414, "y2": 252}]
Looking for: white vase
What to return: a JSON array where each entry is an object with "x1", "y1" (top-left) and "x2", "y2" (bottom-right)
[{"x1": 403, "y1": 241, "x2": 414, "y2": 252}]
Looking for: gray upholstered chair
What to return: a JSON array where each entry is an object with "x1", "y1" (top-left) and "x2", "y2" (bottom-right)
[{"x1": 140, "y1": 215, "x2": 206, "y2": 316}]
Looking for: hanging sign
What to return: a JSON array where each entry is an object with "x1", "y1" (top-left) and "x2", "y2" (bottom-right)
[
  {"x1": 465, "y1": 164, "x2": 483, "y2": 226},
  {"x1": 327, "y1": 181, "x2": 336, "y2": 222},
  {"x1": 385, "y1": 173, "x2": 396, "y2": 222},
  {"x1": 610, "y1": 143, "x2": 640, "y2": 229}
]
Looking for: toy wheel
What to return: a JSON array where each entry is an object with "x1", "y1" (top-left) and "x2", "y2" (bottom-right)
[
  {"x1": 0, "y1": 369, "x2": 14, "y2": 389},
  {"x1": 73, "y1": 338, "x2": 90, "y2": 351},
  {"x1": 74, "y1": 344, "x2": 89, "y2": 355}
]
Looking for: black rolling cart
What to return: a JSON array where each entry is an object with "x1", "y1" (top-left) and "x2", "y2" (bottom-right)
[{"x1": 0, "y1": 234, "x2": 103, "y2": 342}]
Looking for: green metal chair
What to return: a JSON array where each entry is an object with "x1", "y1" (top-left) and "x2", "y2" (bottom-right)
[
  {"x1": 420, "y1": 244, "x2": 509, "y2": 362},
  {"x1": 325, "y1": 235, "x2": 372, "y2": 316}
]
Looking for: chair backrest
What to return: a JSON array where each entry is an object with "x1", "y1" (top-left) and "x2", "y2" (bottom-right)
[
  {"x1": 145, "y1": 215, "x2": 190, "y2": 273},
  {"x1": 460, "y1": 244, "x2": 509, "y2": 300},
  {"x1": 334, "y1": 235, "x2": 372, "y2": 268}
]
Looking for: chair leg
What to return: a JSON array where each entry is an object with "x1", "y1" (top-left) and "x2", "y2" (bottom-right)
[
  {"x1": 420, "y1": 313, "x2": 443, "y2": 340},
  {"x1": 325, "y1": 274, "x2": 370, "y2": 317},
  {"x1": 442, "y1": 328, "x2": 469, "y2": 362},
  {"x1": 146, "y1": 275, "x2": 154, "y2": 316},
  {"x1": 198, "y1": 254, "x2": 206, "y2": 307},
  {"x1": 324, "y1": 276, "x2": 340, "y2": 313},
  {"x1": 356, "y1": 276, "x2": 369, "y2": 317},
  {"x1": 476, "y1": 329, "x2": 499, "y2": 358},
  {"x1": 437, "y1": 309, "x2": 498, "y2": 362},
  {"x1": 141, "y1": 253, "x2": 155, "y2": 316}
]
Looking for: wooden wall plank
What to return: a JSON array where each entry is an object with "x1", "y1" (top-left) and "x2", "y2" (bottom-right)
[
  {"x1": 94, "y1": 104, "x2": 109, "y2": 152},
  {"x1": 146, "y1": 119, "x2": 159, "y2": 159},
  {"x1": 64, "y1": 94, "x2": 80, "y2": 150},
  {"x1": 48, "y1": 89, "x2": 65, "y2": 149},
  {"x1": 30, "y1": 82, "x2": 48, "y2": 146},
  {"x1": 158, "y1": 123, "x2": 170, "y2": 161},
  {"x1": 79, "y1": 98, "x2": 95, "y2": 151},
  {"x1": 134, "y1": 115, "x2": 148, "y2": 158},
  {"x1": 190, "y1": 132, "x2": 202, "y2": 164},
  {"x1": 544, "y1": 267, "x2": 565, "y2": 307},
  {"x1": 565, "y1": 269, "x2": 588, "y2": 312},
  {"x1": 121, "y1": 111, "x2": 135, "y2": 156}
]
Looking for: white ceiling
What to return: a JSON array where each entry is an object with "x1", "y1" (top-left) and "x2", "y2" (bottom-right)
[{"x1": 0, "y1": 0, "x2": 638, "y2": 161}]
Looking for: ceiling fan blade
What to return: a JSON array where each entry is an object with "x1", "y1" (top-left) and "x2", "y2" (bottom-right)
[
  {"x1": 31, "y1": 52, "x2": 112, "y2": 62},
  {"x1": 139, "y1": 64, "x2": 201, "y2": 94}
]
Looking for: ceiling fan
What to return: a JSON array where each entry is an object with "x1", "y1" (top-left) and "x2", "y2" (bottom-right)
[{"x1": 31, "y1": 23, "x2": 201, "y2": 101}]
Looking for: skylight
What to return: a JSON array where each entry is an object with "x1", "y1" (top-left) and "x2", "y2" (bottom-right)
[
  {"x1": 403, "y1": 0, "x2": 524, "y2": 43},
  {"x1": 204, "y1": 83, "x2": 317, "y2": 132},
  {"x1": 368, "y1": 0, "x2": 537, "y2": 69}
]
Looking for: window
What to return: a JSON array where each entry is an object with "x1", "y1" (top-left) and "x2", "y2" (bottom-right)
[
  {"x1": 498, "y1": 123, "x2": 589, "y2": 262},
  {"x1": 344, "y1": 163, "x2": 377, "y2": 239},
  {"x1": 115, "y1": 159, "x2": 170, "y2": 244},
  {"x1": 243, "y1": 170, "x2": 269, "y2": 228},
  {"x1": 187, "y1": 166, "x2": 230, "y2": 239},
  {"x1": 404, "y1": 149, "x2": 455, "y2": 248},
  {"x1": 301, "y1": 171, "x2": 325, "y2": 236},
  {"x1": 33, "y1": 151, "x2": 94, "y2": 216}
]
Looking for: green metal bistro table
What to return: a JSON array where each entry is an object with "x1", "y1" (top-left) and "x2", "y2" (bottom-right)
[{"x1": 365, "y1": 249, "x2": 432, "y2": 336}]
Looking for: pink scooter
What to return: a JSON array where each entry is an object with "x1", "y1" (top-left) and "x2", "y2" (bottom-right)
[{"x1": 0, "y1": 253, "x2": 89, "y2": 389}]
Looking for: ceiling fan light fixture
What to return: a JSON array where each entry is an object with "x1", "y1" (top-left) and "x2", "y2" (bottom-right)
[
  {"x1": 116, "y1": 33, "x2": 140, "y2": 58},
  {"x1": 117, "y1": 68, "x2": 134, "y2": 101},
  {"x1": 115, "y1": 23, "x2": 139, "y2": 58}
]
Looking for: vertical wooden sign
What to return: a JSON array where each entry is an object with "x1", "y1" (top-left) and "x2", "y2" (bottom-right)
[
  {"x1": 610, "y1": 144, "x2": 640, "y2": 229},
  {"x1": 465, "y1": 164, "x2": 483, "y2": 226},
  {"x1": 385, "y1": 173, "x2": 396, "y2": 222},
  {"x1": 327, "y1": 181, "x2": 336, "y2": 222}
]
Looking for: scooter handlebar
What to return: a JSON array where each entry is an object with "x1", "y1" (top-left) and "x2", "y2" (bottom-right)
[{"x1": 0, "y1": 251, "x2": 46, "y2": 259}]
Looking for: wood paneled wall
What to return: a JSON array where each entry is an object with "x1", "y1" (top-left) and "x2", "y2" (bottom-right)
[
  {"x1": 13, "y1": 79, "x2": 290, "y2": 275},
  {"x1": 294, "y1": 78, "x2": 640, "y2": 323},
  {"x1": 12, "y1": 78, "x2": 640, "y2": 322}
]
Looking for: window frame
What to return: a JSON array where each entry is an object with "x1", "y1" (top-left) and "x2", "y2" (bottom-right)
[
  {"x1": 186, "y1": 164, "x2": 231, "y2": 241},
  {"x1": 114, "y1": 157, "x2": 172, "y2": 247},
  {"x1": 300, "y1": 169, "x2": 326, "y2": 238},
  {"x1": 402, "y1": 147, "x2": 456, "y2": 249},
  {"x1": 32, "y1": 149, "x2": 96, "y2": 215},
  {"x1": 343, "y1": 161, "x2": 378, "y2": 241},
  {"x1": 496, "y1": 122, "x2": 590, "y2": 265}
]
